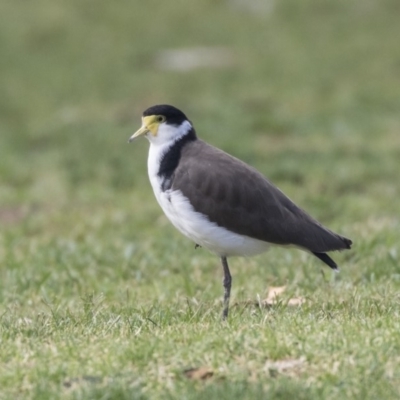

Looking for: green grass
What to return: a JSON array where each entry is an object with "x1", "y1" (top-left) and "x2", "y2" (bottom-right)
[{"x1": 1, "y1": 0, "x2": 400, "y2": 398}]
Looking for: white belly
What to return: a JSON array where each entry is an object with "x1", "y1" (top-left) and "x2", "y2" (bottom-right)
[{"x1": 156, "y1": 188, "x2": 269, "y2": 257}]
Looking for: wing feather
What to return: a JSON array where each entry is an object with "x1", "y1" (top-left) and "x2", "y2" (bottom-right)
[{"x1": 172, "y1": 140, "x2": 351, "y2": 253}]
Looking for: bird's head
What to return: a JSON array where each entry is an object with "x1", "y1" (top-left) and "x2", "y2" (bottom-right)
[{"x1": 129, "y1": 104, "x2": 193, "y2": 146}]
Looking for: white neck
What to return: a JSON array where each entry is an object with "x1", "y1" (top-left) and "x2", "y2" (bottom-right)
[{"x1": 147, "y1": 120, "x2": 192, "y2": 189}]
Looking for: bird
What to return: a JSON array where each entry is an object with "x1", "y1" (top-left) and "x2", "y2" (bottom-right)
[{"x1": 129, "y1": 104, "x2": 352, "y2": 319}]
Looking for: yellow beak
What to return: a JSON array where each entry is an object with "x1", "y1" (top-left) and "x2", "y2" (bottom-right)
[
  {"x1": 128, "y1": 125, "x2": 149, "y2": 142},
  {"x1": 128, "y1": 115, "x2": 159, "y2": 143}
]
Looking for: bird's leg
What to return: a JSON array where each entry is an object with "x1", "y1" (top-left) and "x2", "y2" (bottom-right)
[{"x1": 221, "y1": 257, "x2": 232, "y2": 320}]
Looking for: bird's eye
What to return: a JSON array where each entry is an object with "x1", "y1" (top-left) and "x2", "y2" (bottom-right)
[{"x1": 157, "y1": 115, "x2": 166, "y2": 123}]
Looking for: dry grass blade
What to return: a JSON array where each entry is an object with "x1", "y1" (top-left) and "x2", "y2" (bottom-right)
[
  {"x1": 184, "y1": 367, "x2": 214, "y2": 380},
  {"x1": 262, "y1": 286, "x2": 305, "y2": 306}
]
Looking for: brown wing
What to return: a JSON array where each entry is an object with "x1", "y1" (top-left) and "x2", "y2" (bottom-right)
[{"x1": 172, "y1": 140, "x2": 351, "y2": 253}]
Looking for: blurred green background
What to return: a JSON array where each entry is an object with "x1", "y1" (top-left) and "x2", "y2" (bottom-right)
[
  {"x1": 1, "y1": 0, "x2": 400, "y2": 398},
  {"x1": 1, "y1": 0, "x2": 399, "y2": 208}
]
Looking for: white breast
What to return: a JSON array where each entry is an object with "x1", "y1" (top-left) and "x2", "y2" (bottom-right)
[{"x1": 147, "y1": 142, "x2": 269, "y2": 257}]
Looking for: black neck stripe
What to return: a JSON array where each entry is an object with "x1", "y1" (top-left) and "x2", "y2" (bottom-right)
[{"x1": 158, "y1": 128, "x2": 197, "y2": 191}]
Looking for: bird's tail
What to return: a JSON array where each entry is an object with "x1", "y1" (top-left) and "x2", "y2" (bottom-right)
[
  {"x1": 312, "y1": 252, "x2": 339, "y2": 271},
  {"x1": 312, "y1": 233, "x2": 352, "y2": 271}
]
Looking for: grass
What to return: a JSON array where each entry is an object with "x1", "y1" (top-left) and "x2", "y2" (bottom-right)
[{"x1": 1, "y1": 0, "x2": 400, "y2": 398}]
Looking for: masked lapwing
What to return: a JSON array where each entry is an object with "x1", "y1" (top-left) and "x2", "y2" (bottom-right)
[{"x1": 129, "y1": 104, "x2": 352, "y2": 319}]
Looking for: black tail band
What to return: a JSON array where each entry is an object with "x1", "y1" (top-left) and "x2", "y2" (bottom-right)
[{"x1": 312, "y1": 252, "x2": 338, "y2": 271}]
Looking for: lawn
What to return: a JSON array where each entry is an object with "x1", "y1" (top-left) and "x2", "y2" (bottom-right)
[{"x1": 1, "y1": 0, "x2": 400, "y2": 398}]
